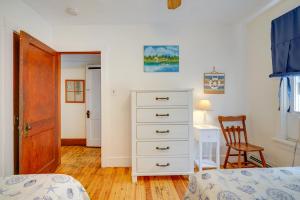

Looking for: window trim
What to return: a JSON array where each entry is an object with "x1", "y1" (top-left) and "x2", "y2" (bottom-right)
[
  {"x1": 272, "y1": 137, "x2": 298, "y2": 148},
  {"x1": 291, "y1": 76, "x2": 300, "y2": 113}
]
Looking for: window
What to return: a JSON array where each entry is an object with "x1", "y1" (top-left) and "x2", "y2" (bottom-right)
[
  {"x1": 286, "y1": 76, "x2": 300, "y2": 141},
  {"x1": 292, "y1": 76, "x2": 300, "y2": 112},
  {"x1": 65, "y1": 80, "x2": 85, "y2": 103}
]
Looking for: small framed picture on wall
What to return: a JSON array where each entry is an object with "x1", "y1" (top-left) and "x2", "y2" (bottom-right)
[
  {"x1": 204, "y1": 68, "x2": 225, "y2": 94},
  {"x1": 65, "y1": 80, "x2": 85, "y2": 103}
]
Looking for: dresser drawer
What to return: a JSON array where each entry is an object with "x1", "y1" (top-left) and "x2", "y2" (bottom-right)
[
  {"x1": 136, "y1": 92, "x2": 188, "y2": 107},
  {"x1": 137, "y1": 157, "x2": 189, "y2": 173},
  {"x1": 137, "y1": 141, "x2": 189, "y2": 156},
  {"x1": 137, "y1": 108, "x2": 189, "y2": 123},
  {"x1": 200, "y1": 131, "x2": 219, "y2": 142},
  {"x1": 137, "y1": 125, "x2": 189, "y2": 139},
  {"x1": 195, "y1": 129, "x2": 219, "y2": 142}
]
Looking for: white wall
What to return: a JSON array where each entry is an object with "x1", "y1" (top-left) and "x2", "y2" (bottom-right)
[
  {"x1": 61, "y1": 54, "x2": 100, "y2": 139},
  {"x1": 246, "y1": 0, "x2": 300, "y2": 166},
  {"x1": 0, "y1": 0, "x2": 53, "y2": 176},
  {"x1": 53, "y1": 24, "x2": 247, "y2": 166},
  {"x1": 0, "y1": 0, "x2": 53, "y2": 45}
]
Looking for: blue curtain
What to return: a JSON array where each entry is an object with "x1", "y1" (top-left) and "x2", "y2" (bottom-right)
[{"x1": 270, "y1": 6, "x2": 300, "y2": 78}]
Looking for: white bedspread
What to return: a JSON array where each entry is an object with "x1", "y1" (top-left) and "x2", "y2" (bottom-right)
[
  {"x1": 0, "y1": 174, "x2": 89, "y2": 200},
  {"x1": 184, "y1": 167, "x2": 300, "y2": 200}
]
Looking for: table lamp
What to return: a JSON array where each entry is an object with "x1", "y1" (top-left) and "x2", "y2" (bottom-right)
[{"x1": 198, "y1": 99, "x2": 212, "y2": 125}]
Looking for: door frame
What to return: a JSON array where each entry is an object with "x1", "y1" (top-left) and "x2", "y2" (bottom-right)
[
  {"x1": 59, "y1": 50, "x2": 109, "y2": 167},
  {"x1": 58, "y1": 51, "x2": 103, "y2": 149},
  {"x1": 13, "y1": 31, "x2": 20, "y2": 174}
]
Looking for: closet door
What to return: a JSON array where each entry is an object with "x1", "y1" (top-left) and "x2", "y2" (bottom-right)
[{"x1": 86, "y1": 65, "x2": 101, "y2": 147}]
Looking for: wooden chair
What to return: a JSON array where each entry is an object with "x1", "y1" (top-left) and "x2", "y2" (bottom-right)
[{"x1": 218, "y1": 115, "x2": 266, "y2": 168}]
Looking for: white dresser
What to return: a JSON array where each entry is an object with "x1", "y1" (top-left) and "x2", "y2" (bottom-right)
[{"x1": 131, "y1": 89, "x2": 194, "y2": 182}]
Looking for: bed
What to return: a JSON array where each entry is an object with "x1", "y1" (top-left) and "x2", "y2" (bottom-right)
[
  {"x1": 0, "y1": 174, "x2": 89, "y2": 200},
  {"x1": 184, "y1": 167, "x2": 300, "y2": 200}
]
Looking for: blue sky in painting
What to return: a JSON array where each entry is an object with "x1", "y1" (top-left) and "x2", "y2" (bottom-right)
[{"x1": 144, "y1": 46, "x2": 179, "y2": 57}]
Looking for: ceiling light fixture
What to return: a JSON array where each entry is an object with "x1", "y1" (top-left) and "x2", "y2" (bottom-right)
[
  {"x1": 168, "y1": 0, "x2": 181, "y2": 9},
  {"x1": 65, "y1": 7, "x2": 79, "y2": 16}
]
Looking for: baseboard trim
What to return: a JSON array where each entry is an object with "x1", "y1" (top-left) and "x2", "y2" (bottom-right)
[
  {"x1": 61, "y1": 138, "x2": 86, "y2": 146},
  {"x1": 101, "y1": 156, "x2": 131, "y2": 167}
]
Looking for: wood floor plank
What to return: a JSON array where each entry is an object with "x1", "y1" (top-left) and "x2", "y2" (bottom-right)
[
  {"x1": 135, "y1": 176, "x2": 147, "y2": 200},
  {"x1": 161, "y1": 176, "x2": 181, "y2": 200},
  {"x1": 55, "y1": 146, "x2": 188, "y2": 200},
  {"x1": 171, "y1": 176, "x2": 189, "y2": 198}
]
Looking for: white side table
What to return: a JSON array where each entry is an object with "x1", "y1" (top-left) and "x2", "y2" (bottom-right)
[{"x1": 194, "y1": 124, "x2": 220, "y2": 170}]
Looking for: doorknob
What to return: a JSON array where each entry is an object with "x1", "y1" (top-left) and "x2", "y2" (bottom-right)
[
  {"x1": 86, "y1": 110, "x2": 90, "y2": 118},
  {"x1": 24, "y1": 122, "x2": 32, "y2": 137}
]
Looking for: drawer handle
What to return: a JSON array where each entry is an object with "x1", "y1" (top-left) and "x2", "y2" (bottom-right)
[
  {"x1": 156, "y1": 130, "x2": 170, "y2": 134},
  {"x1": 156, "y1": 163, "x2": 170, "y2": 167},
  {"x1": 155, "y1": 97, "x2": 169, "y2": 101},
  {"x1": 156, "y1": 146, "x2": 170, "y2": 150},
  {"x1": 155, "y1": 113, "x2": 170, "y2": 117}
]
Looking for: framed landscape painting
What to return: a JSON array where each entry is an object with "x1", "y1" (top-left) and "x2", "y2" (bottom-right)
[{"x1": 144, "y1": 45, "x2": 179, "y2": 72}]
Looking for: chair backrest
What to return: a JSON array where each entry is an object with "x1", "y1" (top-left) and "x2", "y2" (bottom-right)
[{"x1": 218, "y1": 115, "x2": 248, "y2": 146}]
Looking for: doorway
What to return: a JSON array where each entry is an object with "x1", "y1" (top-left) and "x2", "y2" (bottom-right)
[{"x1": 59, "y1": 53, "x2": 101, "y2": 148}]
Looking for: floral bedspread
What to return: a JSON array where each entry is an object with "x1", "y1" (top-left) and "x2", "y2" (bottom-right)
[
  {"x1": 0, "y1": 174, "x2": 89, "y2": 200},
  {"x1": 184, "y1": 167, "x2": 300, "y2": 200}
]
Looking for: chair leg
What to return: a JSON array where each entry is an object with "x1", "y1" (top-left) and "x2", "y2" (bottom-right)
[
  {"x1": 244, "y1": 151, "x2": 247, "y2": 163},
  {"x1": 238, "y1": 151, "x2": 242, "y2": 168},
  {"x1": 223, "y1": 147, "x2": 231, "y2": 169},
  {"x1": 259, "y1": 151, "x2": 266, "y2": 168}
]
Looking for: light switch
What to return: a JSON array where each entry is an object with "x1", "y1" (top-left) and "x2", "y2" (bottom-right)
[{"x1": 111, "y1": 89, "x2": 116, "y2": 96}]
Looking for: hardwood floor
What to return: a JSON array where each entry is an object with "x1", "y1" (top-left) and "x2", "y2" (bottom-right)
[{"x1": 55, "y1": 146, "x2": 189, "y2": 200}]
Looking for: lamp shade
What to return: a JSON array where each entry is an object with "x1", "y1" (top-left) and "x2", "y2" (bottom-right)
[{"x1": 197, "y1": 99, "x2": 212, "y2": 111}]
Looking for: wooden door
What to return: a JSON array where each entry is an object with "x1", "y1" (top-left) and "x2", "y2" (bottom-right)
[{"x1": 19, "y1": 31, "x2": 60, "y2": 174}]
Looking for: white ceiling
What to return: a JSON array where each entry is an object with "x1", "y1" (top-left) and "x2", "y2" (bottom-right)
[{"x1": 22, "y1": 0, "x2": 277, "y2": 25}]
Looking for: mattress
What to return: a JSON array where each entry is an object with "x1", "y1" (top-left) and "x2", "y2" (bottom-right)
[
  {"x1": 0, "y1": 174, "x2": 89, "y2": 200},
  {"x1": 184, "y1": 167, "x2": 300, "y2": 200}
]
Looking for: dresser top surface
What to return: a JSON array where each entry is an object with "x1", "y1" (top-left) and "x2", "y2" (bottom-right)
[
  {"x1": 131, "y1": 89, "x2": 194, "y2": 92},
  {"x1": 194, "y1": 124, "x2": 220, "y2": 130}
]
